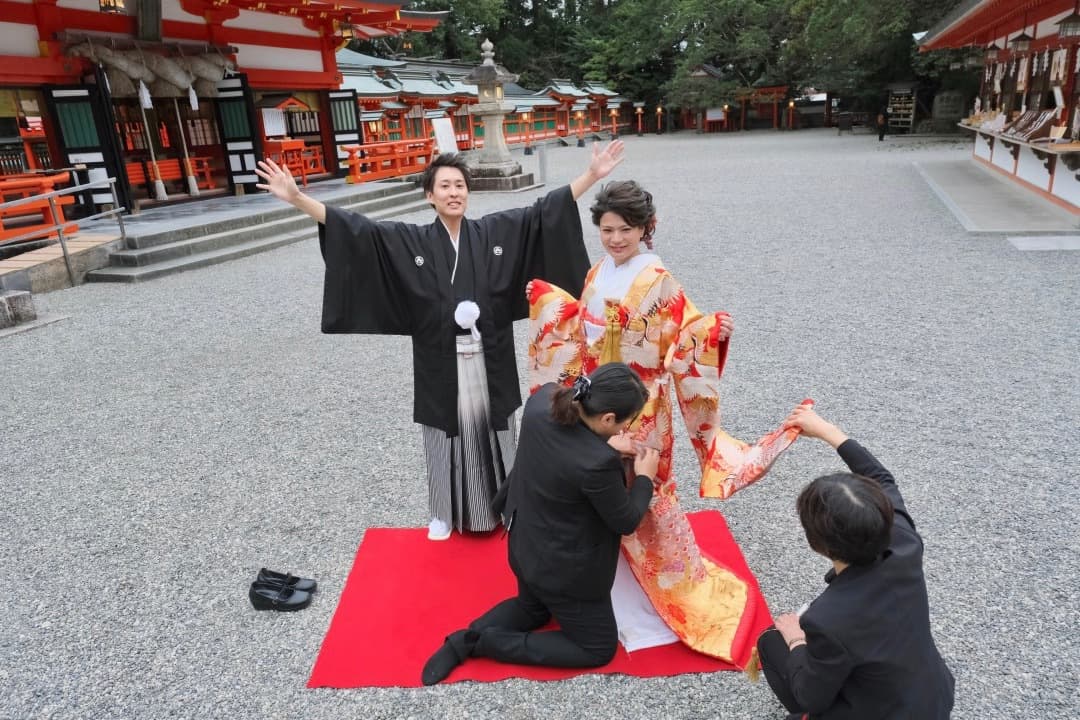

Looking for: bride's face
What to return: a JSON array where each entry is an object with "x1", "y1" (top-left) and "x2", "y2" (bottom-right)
[{"x1": 598, "y1": 211, "x2": 645, "y2": 266}]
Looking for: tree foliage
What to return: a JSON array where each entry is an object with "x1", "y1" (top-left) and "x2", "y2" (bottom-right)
[{"x1": 357, "y1": 0, "x2": 965, "y2": 110}]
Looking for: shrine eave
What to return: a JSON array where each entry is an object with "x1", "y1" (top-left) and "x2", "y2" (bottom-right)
[
  {"x1": 175, "y1": 1, "x2": 445, "y2": 35},
  {"x1": 919, "y1": 0, "x2": 1074, "y2": 51}
]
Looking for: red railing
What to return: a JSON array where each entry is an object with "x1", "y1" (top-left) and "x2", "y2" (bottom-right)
[
  {"x1": 0, "y1": 171, "x2": 77, "y2": 244},
  {"x1": 339, "y1": 138, "x2": 434, "y2": 183}
]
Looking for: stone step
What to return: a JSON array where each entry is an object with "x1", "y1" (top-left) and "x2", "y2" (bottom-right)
[
  {"x1": 121, "y1": 183, "x2": 416, "y2": 250},
  {"x1": 125, "y1": 183, "x2": 419, "y2": 250},
  {"x1": 108, "y1": 191, "x2": 427, "y2": 267},
  {"x1": 85, "y1": 193, "x2": 432, "y2": 283},
  {"x1": 86, "y1": 231, "x2": 312, "y2": 283}
]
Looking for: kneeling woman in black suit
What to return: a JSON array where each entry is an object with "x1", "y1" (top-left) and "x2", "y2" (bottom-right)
[
  {"x1": 759, "y1": 405, "x2": 955, "y2": 719},
  {"x1": 422, "y1": 362, "x2": 660, "y2": 685}
]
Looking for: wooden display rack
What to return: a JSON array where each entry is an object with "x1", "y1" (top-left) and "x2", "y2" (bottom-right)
[{"x1": 888, "y1": 84, "x2": 916, "y2": 133}]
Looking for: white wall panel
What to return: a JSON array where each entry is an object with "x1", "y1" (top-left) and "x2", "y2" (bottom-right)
[
  {"x1": 1016, "y1": 146, "x2": 1052, "y2": 191},
  {"x1": 0, "y1": 22, "x2": 40, "y2": 55},
  {"x1": 992, "y1": 140, "x2": 1018, "y2": 173},
  {"x1": 226, "y1": 10, "x2": 317, "y2": 36},
  {"x1": 1051, "y1": 163, "x2": 1080, "y2": 208},
  {"x1": 233, "y1": 44, "x2": 323, "y2": 72}
]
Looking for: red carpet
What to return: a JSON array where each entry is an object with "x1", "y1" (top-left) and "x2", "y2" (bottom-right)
[{"x1": 308, "y1": 510, "x2": 772, "y2": 688}]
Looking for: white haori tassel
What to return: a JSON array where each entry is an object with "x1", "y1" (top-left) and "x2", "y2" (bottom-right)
[
  {"x1": 188, "y1": 85, "x2": 199, "y2": 111},
  {"x1": 454, "y1": 300, "x2": 482, "y2": 341}
]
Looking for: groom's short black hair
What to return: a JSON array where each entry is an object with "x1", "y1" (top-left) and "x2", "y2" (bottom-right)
[{"x1": 422, "y1": 153, "x2": 472, "y2": 193}]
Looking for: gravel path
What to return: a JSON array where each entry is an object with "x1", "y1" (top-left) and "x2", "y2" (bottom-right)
[{"x1": 3, "y1": 129, "x2": 1077, "y2": 719}]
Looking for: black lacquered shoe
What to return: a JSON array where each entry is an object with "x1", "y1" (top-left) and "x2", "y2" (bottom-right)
[
  {"x1": 256, "y1": 567, "x2": 317, "y2": 593},
  {"x1": 248, "y1": 581, "x2": 312, "y2": 611}
]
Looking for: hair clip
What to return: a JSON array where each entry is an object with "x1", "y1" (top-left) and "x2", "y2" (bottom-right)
[{"x1": 571, "y1": 375, "x2": 592, "y2": 401}]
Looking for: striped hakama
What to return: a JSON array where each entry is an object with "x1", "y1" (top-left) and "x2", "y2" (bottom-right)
[{"x1": 421, "y1": 335, "x2": 517, "y2": 533}]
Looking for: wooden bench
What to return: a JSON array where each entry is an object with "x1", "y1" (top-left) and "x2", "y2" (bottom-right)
[
  {"x1": 126, "y1": 157, "x2": 216, "y2": 194},
  {"x1": 185, "y1": 157, "x2": 215, "y2": 189},
  {"x1": 260, "y1": 140, "x2": 327, "y2": 185},
  {"x1": 0, "y1": 171, "x2": 78, "y2": 244}
]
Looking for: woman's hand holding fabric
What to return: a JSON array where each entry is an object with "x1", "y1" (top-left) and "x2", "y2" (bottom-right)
[
  {"x1": 633, "y1": 446, "x2": 660, "y2": 481},
  {"x1": 717, "y1": 311, "x2": 734, "y2": 341},
  {"x1": 608, "y1": 431, "x2": 636, "y2": 456}
]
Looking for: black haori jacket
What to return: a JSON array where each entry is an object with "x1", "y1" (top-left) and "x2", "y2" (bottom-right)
[{"x1": 318, "y1": 185, "x2": 590, "y2": 436}]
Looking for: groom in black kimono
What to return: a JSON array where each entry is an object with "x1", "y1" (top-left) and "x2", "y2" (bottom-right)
[{"x1": 255, "y1": 141, "x2": 624, "y2": 540}]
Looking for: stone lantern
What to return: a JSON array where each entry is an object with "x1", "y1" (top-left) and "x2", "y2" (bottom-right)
[{"x1": 464, "y1": 38, "x2": 535, "y2": 191}]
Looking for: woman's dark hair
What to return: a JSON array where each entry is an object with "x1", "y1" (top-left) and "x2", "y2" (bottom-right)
[
  {"x1": 550, "y1": 362, "x2": 648, "y2": 427},
  {"x1": 422, "y1": 153, "x2": 472, "y2": 193},
  {"x1": 796, "y1": 473, "x2": 894, "y2": 566},
  {"x1": 589, "y1": 180, "x2": 657, "y2": 249}
]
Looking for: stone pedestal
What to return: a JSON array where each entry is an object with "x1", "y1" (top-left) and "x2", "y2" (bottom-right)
[
  {"x1": 470, "y1": 164, "x2": 535, "y2": 191},
  {"x1": 464, "y1": 39, "x2": 537, "y2": 192}
]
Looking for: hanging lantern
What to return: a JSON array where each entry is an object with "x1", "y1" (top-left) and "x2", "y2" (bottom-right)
[
  {"x1": 99, "y1": 0, "x2": 125, "y2": 12},
  {"x1": 1009, "y1": 32, "x2": 1033, "y2": 53},
  {"x1": 1009, "y1": 13, "x2": 1033, "y2": 52},
  {"x1": 1057, "y1": 1, "x2": 1080, "y2": 39}
]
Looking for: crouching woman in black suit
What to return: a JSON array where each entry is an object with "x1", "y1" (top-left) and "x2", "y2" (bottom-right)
[
  {"x1": 422, "y1": 362, "x2": 660, "y2": 685},
  {"x1": 758, "y1": 405, "x2": 955, "y2": 719}
]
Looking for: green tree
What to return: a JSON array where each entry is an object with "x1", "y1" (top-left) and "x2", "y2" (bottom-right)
[
  {"x1": 351, "y1": 0, "x2": 968, "y2": 117},
  {"x1": 664, "y1": 0, "x2": 791, "y2": 108},
  {"x1": 783, "y1": 0, "x2": 964, "y2": 100}
]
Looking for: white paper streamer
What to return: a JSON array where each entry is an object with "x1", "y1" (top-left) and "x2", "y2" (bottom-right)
[{"x1": 138, "y1": 79, "x2": 153, "y2": 109}]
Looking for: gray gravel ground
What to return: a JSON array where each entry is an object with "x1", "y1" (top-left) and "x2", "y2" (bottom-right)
[{"x1": 2, "y1": 129, "x2": 1078, "y2": 719}]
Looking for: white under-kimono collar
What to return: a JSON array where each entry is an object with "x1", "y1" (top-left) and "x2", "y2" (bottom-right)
[
  {"x1": 439, "y1": 218, "x2": 461, "y2": 253},
  {"x1": 439, "y1": 218, "x2": 462, "y2": 283}
]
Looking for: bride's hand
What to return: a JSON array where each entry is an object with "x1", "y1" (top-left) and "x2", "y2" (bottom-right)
[{"x1": 589, "y1": 139, "x2": 625, "y2": 179}]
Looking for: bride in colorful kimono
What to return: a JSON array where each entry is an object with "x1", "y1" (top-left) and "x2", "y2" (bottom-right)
[{"x1": 527, "y1": 180, "x2": 806, "y2": 666}]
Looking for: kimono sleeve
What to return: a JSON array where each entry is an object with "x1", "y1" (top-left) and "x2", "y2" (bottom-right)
[
  {"x1": 318, "y1": 205, "x2": 416, "y2": 335},
  {"x1": 665, "y1": 287, "x2": 803, "y2": 499},
  {"x1": 661, "y1": 282, "x2": 733, "y2": 476},
  {"x1": 526, "y1": 278, "x2": 585, "y2": 394},
  {"x1": 477, "y1": 185, "x2": 591, "y2": 321}
]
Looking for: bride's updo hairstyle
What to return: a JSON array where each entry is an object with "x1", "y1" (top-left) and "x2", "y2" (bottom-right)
[{"x1": 589, "y1": 180, "x2": 657, "y2": 249}]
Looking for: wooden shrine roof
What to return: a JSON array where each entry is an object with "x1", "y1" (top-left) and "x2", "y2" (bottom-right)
[
  {"x1": 920, "y1": 0, "x2": 1073, "y2": 50},
  {"x1": 179, "y1": 0, "x2": 445, "y2": 38}
]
